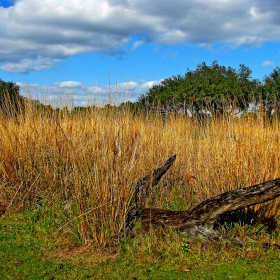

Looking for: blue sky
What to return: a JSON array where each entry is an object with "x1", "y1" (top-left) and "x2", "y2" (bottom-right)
[{"x1": 0, "y1": 0, "x2": 280, "y2": 107}]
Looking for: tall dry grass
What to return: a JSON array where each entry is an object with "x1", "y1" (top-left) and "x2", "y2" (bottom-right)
[{"x1": 1, "y1": 105, "x2": 280, "y2": 246}]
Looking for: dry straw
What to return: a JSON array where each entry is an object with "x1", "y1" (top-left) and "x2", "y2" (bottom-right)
[{"x1": 1, "y1": 102, "x2": 280, "y2": 246}]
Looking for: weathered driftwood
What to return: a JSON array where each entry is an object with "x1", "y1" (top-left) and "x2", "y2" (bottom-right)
[
  {"x1": 126, "y1": 155, "x2": 176, "y2": 229},
  {"x1": 126, "y1": 155, "x2": 280, "y2": 240},
  {"x1": 130, "y1": 154, "x2": 177, "y2": 210},
  {"x1": 137, "y1": 179, "x2": 280, "y2": 236}
]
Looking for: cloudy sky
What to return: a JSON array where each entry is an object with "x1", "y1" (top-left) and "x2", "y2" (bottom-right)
[{"x1": 1, "y1": 0, "x2": 280, "y2": 107}]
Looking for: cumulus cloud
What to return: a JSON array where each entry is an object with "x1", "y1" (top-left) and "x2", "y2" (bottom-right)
[
  {"x1": 141, "y1": 79, "x2": 163, "y2": 90},
  {"x1": 261, "y1": 60, "x2": 275, "y2": 67},
  {"x1": 132, "y1": 40, "x2": 144, "y2": 50},
  {"x1": 55, "y1": 81, "x2": 83, "y2": 88},
  {"x1": 116, "y1": 81, "x2": 138, "y2": 91},
  {"x1": 19, "y1": 78, "x2": 162, "y2": 106},
  {"x1": 1, "y1": 0, "x2": 280, "y2": 73},
  {"x1": 0, "y1": 58, "x2": 58, "y2": 73}
]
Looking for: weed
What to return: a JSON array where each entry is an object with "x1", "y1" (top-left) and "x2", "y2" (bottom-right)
[{"x1": 180, "y1": 237, "x2": 191, "y2": 253}]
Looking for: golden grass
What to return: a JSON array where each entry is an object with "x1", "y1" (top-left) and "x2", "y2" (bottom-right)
[{"x1": 1, "y1": 106, "x2": 280, "y2": 247}]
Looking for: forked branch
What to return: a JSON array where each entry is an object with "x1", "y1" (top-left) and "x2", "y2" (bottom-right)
[
  {"x1": 126, "y1": 155, "x2": 280, "y2": 238},
  {"x1": 137, "y1": 178, "x2": 280, "y2": 235}
]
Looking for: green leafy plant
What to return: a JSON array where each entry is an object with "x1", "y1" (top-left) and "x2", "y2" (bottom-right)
[{"x1": 181, "y1": 237, "x2": 191, "y2": 253}]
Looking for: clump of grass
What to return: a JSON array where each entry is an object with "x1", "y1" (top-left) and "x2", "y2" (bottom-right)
[{"x1": 1, "y1": 103, "x2": 280, "y2": 247}]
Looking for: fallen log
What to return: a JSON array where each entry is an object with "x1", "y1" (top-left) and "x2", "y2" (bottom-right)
[
  {"x1": 137, "y1": 179, "x2": 280, "y2": 236},
  {"x1": 125, "y1": 155, "x2": 176, "y2": 229},
  {"x1": 126, "y1": 155, "x2": 280, "y2": 239}
]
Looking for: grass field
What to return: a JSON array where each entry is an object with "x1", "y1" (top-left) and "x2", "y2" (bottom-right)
[
  {"x1": 1, "y1": 106, "x2": 280, "y2": 278},
  {"x1": 1, "y1": 207, "x2": 280, "y2": 279}
]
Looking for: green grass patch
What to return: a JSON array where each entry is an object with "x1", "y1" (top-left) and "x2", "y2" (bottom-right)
[{"x1": 1, "y1": 207, "x2": 280, "y2": 279}]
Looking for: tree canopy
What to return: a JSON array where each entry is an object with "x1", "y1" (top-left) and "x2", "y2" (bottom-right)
[
  {"x1": 257, "y1": 67, "x2": 280, "y2": 116},
  {"x1": 0, "y1": 79, "x2": 24, "y2": 117},
  {"x1": 138, "y1": 61, "x2": 260, "y2": 116}
]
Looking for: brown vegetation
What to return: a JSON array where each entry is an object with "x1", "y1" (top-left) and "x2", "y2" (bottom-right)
[{"x1": 1, "y1": 105, "x2": 280, "y2": 247}]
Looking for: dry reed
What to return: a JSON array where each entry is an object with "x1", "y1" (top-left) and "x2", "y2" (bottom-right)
[{"x1": 1, "y1": 105, "x2": 280, "y2": 246}]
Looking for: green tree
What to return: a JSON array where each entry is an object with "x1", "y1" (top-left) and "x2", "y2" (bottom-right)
[
  {"x1": 258, "y1": 67, "x2": 280, "y2": 117},
  {"x1": 138, "y1": 75, "x2": 184, "y2": 112},
  {"x1": 0, "y1": 79, "x2": 24, "y2": 117},
  {"x1": 138, "y1": 61, "x2": 259, "y2": 116}
]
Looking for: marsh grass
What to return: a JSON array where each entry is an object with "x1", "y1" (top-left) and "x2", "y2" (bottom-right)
[{"x1": 1, "y1": 102, "x2": 280, "y2": 248}]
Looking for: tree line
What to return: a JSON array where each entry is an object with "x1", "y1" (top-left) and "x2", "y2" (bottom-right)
[
  {"x1": 1, "y1": 61, "x2": 280, "y2": 118},
  {"x1": 136, "y1": 61, "x2": 280, "y2": 117},
  {"x1": 0, "y1": 79, "x2": 25, "y2": 118}
]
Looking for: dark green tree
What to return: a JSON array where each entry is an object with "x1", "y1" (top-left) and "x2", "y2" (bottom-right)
[
  {"x1": 258, "y1": 67, "x2": 280, "y2": 117},
  {"x1": 138, "y1": 61, "x2": 259, "y2": 116},
  {"x1": 0, "y1": 79, "x2": 24, "y2": 117},
  {"x1": 138, "y1": 75, "x2": 184, "y2": 112}
]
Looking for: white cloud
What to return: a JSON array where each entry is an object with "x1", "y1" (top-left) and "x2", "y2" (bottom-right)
[
  {"x1": 1, "y1": 0, "x2": 280, "y2": 73},
  {"x1": 157, "y1": 29, "x2": 187, "y2": 45},
  {"x1": 141, "y1": 79, "x2": 163, "y2": 89},
  {"x1": 261, "y1": 60, "x2": 275, "y2": 67},
  {"x1": 116, "y1": 81, "x2": 138, "y2": 90},
  {"x1": 132, "y1": 40, "x2": 144, "y2": 50},
  {"x1": 0, "y1": 58, "x2": 58, "y2": 73},
  {"x1": 18, "y1": 78, "x2": 162, "y2": 106},
  {"x1": 56, "y1": 81, "x2": 83, "y2": 88},
  {"x1": 87, "y1": 86, "x2": 103, "y2": 94}
]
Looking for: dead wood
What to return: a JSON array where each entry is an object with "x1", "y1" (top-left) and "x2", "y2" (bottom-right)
[
  {"x1": 137, "y1": 178, "x2": 280, "y2": 235},
  {"x1": 125, "y1": 155, "x2": 176, "y2": 228},
  {"x1": 126, "y1": 155, "x2": 280, "y2": 239}
]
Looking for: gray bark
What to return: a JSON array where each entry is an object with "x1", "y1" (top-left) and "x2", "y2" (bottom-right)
[{"x1": 126, "y1": 155, "x2": 280, "y2": 239}]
